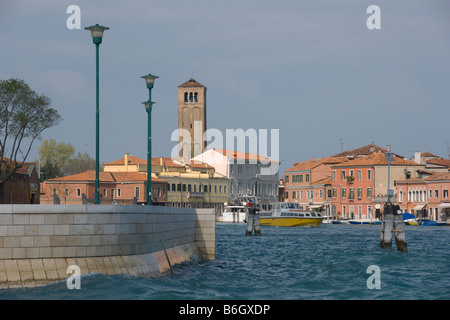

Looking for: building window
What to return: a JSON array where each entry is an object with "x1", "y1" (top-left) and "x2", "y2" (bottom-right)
[
  {"x1": 103, "y1": 189, "x2": 107, "y2": 197},
  {"x1": 177, "y1": 184, "x2": 181, "y2": 192},
  {"x1": 429, "y1": 189, "x2": 432, "y2": 198},
  {"x1": 300, "y1": 190, "x2": 303, "y2": 199},
  {"x1": 319, "y1": 189, "x2": 323, "y2": 198},
  {"x1": 357, "y1": 188, "x2": 362, "y2": 199},
  {"x1": 182, "y1": 184, "x2": 186, "y2": 192},
  {"x1": 172, "y1": 184, "x2": 176, "y2": 192},
  {"x1": 357, "y1": 170, "x2": 362, "y2": 181},
  {"x1": 349, "y1": 170, "x2": 354, "y2": 177},
  {"x1": 332, "y1": 171, "x2": 336, "y2": 181},
  {"x1": 349, "y1": 188, "x2": 355, "y2": 200},
  {"x1": 135, "y1": 187, "x2": 140, "y2": 199},
  {"x1": 305, "y1": 174, "x2": 310, "y2": 182},
  {"x1": 342, "y1": 188, "x2": 346, "y2": 198},
  {"x1": 292, "y1": 191, "x2": 296, "y2": 199},
  {"x1": 444, "y1": 190, "x2": 448, "y2": 198},
  {"x1": 367, "y1": 187, "x2": 372, "y2": 198},
  {"x1": 184, "y1": 92, "x2": 188, "y2": 102},
  {"x1": 111, "y1": 189, "x2": 115, "y2": 199},
  {"x1": 342, "y1": 170, "x2": 346, "y2": 180},
  {"x1": 194, "y1": 92, "x2": 198, "y2": 102},
  {"x1": 64, "y1": 189, "x2": 69, "y2": 196},
  {"x1": 368, "y1": 169, "x2": 372, "y2": 180},
  {"x1": 117, "y1": 189, "x2": 121, "y2": 197},
  {"x1": 332, "y1": 188, "x2": 337, "y2": 198},
  {"x1": 188, "y1": 184, "x2": 192, "y2": 192},
  {"x1": 435, "y1": 190, "x2": 438, "y2": 198},
  {"x1": 285, "y1": 175, "x2": 289, "y2": 183},
  {"x1": 76, "y1": 188, "x2": 81, "y2": 197}
]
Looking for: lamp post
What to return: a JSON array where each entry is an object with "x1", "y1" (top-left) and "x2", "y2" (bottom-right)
[
  {"x1": 85, "y1": 24, "x2": 109, "y2": 204},
  {"x1": 385, "y1": 144, "x2": 394, "y2": 203},
  {"x1": 141, "y1": 74, "x2": 159, "y2": 205}
]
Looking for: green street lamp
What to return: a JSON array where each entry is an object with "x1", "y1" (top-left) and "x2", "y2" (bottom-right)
[
  {"x1": 385, "y1": 144, "x2": 394, "y2": 203},
  {"x1": 85, "y1": 24, "x2": 109, "y2": 204},
  {"x1": 141, "y1": 73, "x2": 159, "y2": 205}
]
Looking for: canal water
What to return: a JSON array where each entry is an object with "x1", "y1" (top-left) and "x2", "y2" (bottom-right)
[{"x1": 1, "y1": 223, "x2": 449, "y2": 300}]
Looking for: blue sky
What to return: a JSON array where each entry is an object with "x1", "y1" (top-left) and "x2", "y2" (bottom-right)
[{"x1": 1, "y1": 0, "x2": 449, "y2": 174}]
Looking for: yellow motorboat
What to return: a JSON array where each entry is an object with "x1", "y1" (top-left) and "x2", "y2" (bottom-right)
[{"x1": 259, "y1": 202, "x2": 323, "y2": 227}]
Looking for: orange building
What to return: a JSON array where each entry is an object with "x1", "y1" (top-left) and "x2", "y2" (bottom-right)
[
  {"x1": 284, "y1": 157, "x2": 348, "y2": 215},
  {"x1": 41, "y1": 170, "x2": 167, "y2": 205},
  {"x1": 330, "y1": 152, "x2": 423, "y2": 220}
]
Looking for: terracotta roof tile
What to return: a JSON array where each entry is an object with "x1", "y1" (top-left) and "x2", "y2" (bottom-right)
[
  {"x1": 178, "y1": 78, "x2": 206, "y2": 88},
  {"x1": 425, "y1": 158, "x2": 450, "y2": 168},
  {"x1": 286, "y1": 157, "x2": 348, "y2": 172},
  {"x1": 103, "y1": 155, "x2": 147, "y2": 166},
  {"x1": 332, "y1": 143, "x2": 387, "y2": 157},
  {"x1": 45, "y1": 170, "x2": 167, "y2": 183},
  {"x1": 421, "y1": 152, "x2": 440, "y2": 158},
  {"x1": 332, "y1": 152, "x2": 421, "y2": 167},
  {"x1": 397, "y1": 171, "x2": 450, "y2": 183}
]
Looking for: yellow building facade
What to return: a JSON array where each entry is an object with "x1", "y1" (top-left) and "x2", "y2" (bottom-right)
[{"x1": 103, "y1": 154, "x2": 229, "y2": 213}]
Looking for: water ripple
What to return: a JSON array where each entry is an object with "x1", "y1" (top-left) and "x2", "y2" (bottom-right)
[{"x1": 0, "y1": 224, "x2": 448, "y2": 300}]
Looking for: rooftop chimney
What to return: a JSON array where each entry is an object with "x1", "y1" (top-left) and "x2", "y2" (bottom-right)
[
  {"x1": 124, "y1": 153, "x2": 129, "y2": 171},
  {"x1": 414, "y1": 151, "x2": 421, "y2": 164}
]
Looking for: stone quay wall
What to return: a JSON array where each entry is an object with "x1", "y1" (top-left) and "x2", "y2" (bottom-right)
[{"x1": 0, "y1": 205, "x2": 215, "y2": 288}]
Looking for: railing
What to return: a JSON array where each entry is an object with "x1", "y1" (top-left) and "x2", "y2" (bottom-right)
[{"x1": 187, "y1": 192, "x2": 205, "y2": 198}]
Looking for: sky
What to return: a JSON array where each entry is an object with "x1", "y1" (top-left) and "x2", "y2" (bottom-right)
[{"x1": 1, "y1": 0, "x2": 450, "y2": 175}]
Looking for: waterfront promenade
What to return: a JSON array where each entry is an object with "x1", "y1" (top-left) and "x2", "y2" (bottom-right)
[{"x1": 0, "y1": 205, "x2": 215, "y2": 288}]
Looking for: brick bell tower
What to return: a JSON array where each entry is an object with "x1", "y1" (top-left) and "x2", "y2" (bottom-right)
[{"x1": 177, "y1": 78, "x2": 207, "y2": 158}]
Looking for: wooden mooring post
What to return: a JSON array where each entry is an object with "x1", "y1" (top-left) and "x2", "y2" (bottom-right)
[
  {"x1": 380, "y1": 203, "x2": 407, "y2": 252},
  {"x1": 246, "y1": 212, "x2": 261, "y2": 236}
]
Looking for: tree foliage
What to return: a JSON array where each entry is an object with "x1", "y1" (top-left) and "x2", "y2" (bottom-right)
[
  {"x1": 39, "y1": 139, "x2": 95, "y2": 180},
  {"x1": 0, "y1": 78, "x2": 62, "y2": 187},
  {"x1": 38, "y1": 139, "x2": 75, "y2": 180}
]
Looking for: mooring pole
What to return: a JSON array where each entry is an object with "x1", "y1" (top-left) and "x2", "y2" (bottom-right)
[
  {"x1": 380, "y1": 203, "x2": 407, "y2": 252},
  {"x1": 245, "y1": 202, "x2": 261, "y2": 236}
]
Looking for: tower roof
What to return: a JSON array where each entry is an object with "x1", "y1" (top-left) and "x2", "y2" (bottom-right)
[{"x1": 178, "y1": 78, "x2": 206, "y2": 88}]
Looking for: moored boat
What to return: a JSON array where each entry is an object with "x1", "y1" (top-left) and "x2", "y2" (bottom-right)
[
  {"x1": 218, "y1": 196, "x2": 260, "y2": 223},
  {"x1": 219, "y1": 204, "x2": 247, "y2": 223},
  {"x1": 259, "y1": 202, "x2": 323, "y2": 227}
]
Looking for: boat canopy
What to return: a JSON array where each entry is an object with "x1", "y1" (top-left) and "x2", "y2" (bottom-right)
[{"x1": 402, "y1": 212, "x2": 415, "y2": 220}]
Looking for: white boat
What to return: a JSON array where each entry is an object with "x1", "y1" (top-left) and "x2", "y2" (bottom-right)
[
  {"x1": 218, "y1": 197, "x2": 260, "y2": 223},
  {"x1": 218, "y1": 204, "x2": 247, "y2": 223}
]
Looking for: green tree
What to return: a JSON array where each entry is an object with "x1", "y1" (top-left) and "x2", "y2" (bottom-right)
[
  {"x1": 38, "y1": 139, "x2": 75, "y2": 180},
  {"x1": 0, "y1": 78, "x2": 62, "y2": 203},
  {"x1": 63, "y1": 151, "x2": 96, "y2": 176}
]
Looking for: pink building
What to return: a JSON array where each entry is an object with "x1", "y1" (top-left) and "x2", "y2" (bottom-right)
[{"x1": 396, "y1": 172, "x2": 450, "y2": 222}]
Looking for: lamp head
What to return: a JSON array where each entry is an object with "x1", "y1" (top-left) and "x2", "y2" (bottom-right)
[
  {"x1": 85, "y1": 24, "x2": 110, "y2": 45},
  {"x1": 141, "y1": 73, "x2": 159, "y2": 89}
]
